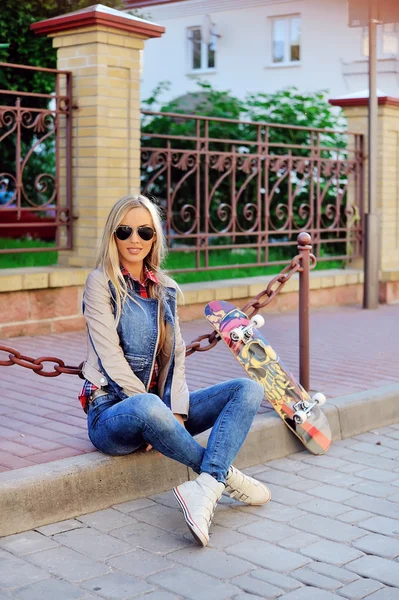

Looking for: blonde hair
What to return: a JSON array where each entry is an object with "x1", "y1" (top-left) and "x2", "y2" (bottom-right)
[{"x1": 97, "y1": 194, "x2": 173, "y2": 351}]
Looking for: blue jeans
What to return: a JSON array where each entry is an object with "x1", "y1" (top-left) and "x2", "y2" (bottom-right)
[{"x1": 87, "y1": 378, "x2": 264, "y2": 483}]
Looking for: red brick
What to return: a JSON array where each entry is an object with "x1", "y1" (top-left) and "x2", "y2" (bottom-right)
[
  {"x1": 29, "y1": 287, "x2": 80, "y2": 320},
  {"x1": 9, "y1": 412, "x2": 51, "y2": 427},
  {"x1": 379, "y1": 282, "x2": 388, "y2": 304},
  {"x1": 179, "y1": 302, "x2": 209, "y2": 322},
  {"x1": 335, "y1": 284, "x2": 362, "y2": 306},
  {"x1": 51, "y1": 316, "x2": 86, "y2": 334},
  {"x1": 22, "y1": 403, "x2": 62, "y2": 417},
  {"x1": 15, "y1": 425, "x2": 66, "y2": 441},
  {"x1": 0, "y1": 451, "x2": 35, "y2": 469},
  {"x1": 41, "y1": 421, "x2": 86, "y2": 436},
  {"x1": 0, "y1": 291, "x2": 29, "y2": 324},
  {"x1": 55, "y1": 436, "x2": 95, "y2": 452},
  {"x1": 383, "y1": 281, "x2": 399, "y2": 304},
  {"x1": 278, "y1": 291, "x2": 299, "y2": 312},
  {"x1": 310, "y1": 288, "x2": 337, "y2": 308},
  {"x1": 0, "y1": 321, "x2": 52, "y2": 338},
  {"x1": 41, "y1": 411, "x2": 86, "y2": 427},
  {"x1": 11, "y1": 435, "x2": 62, "y2": 452},
  {"x1": 28, "y1": 447, "x2": 82, "y2": 464},
  {"x1": 0, "y1": 439, "x2": 38, "y2": 457},
  {"x1": 0, "y1": 426, "x2": 20, "y2": 439},
  {"x1": 0, "y1": 415, "x2": 53, "y2": 432}
]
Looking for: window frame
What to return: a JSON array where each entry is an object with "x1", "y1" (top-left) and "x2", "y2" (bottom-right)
[
  {"x1": 270, "y1": 14, "x2": 302, "y2": 67},
  {"x1": 187, "y1": 25, "x2": 217, "y2": 74},
  {"x1": 362, "y1": 23, "x2": 399, "y2": 59}
]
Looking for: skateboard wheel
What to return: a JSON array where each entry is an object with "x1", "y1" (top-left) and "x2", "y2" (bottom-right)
[
  {"x1": 312, "y1": 392, "x2": 327, "y2": 406},
  {"x1": 231, "y1": 327, "x2": 244, "y2": 342},
  {"x1": 293, "y1": 410, "x2": 307, "y2": 425},
  {"x1": 251, "y1": 314, "x2": 265, "y2": 329}
]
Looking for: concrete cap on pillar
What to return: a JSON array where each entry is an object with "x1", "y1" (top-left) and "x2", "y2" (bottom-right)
[
  {"x1": 30, "y1": 3, "x2": 165, "y2": 38},
  {"x1": 329, "y1": 89, "x2": 399, "y2": 108}
]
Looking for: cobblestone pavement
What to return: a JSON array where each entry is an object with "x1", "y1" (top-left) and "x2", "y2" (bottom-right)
[
  {"x1": 1, "y1": 427, "x2": 399, "y2": 599},
  {"x1": 0, "y1": 304, "x2": 399, "y2": 471}
]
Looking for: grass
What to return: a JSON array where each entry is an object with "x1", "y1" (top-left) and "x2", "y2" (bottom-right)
[
  {"x1": 0, "y1": 238, "x2": 58, "y2": 269},
  {"x1": 164, "y1": 247, "x2": 344, "y2": 284},
  {"x1": 0, "y1": 238, "x2": 344, "y2": 283}
]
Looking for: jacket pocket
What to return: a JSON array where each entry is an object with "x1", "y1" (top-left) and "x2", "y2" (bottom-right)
[{"x1": 125, "y1": 354, "x2": 148, "y2": 372}]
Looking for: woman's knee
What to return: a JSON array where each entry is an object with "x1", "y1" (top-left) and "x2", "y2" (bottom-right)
[
  {"x1": 127, "y1": 393, "x2": 176, "y2": 429},
  {"x1": 126, "y1": 392, "x2": 166, "y2": 418},
  {"x1": 234, "y1": 377, "x2": 264, "y2": 406}
]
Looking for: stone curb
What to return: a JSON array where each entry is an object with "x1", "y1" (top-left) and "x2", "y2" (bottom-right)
[{"x1": 1, "y1": 383, "x2": 398, "y2": 537}]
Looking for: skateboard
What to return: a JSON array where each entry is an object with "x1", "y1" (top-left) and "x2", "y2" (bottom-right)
[{"x1": 205, "y1": 300, "x2": 331, "y2": 455}]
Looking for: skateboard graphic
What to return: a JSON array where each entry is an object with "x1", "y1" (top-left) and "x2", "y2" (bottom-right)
[{"x1": 205, "y1": 300, "x2": 331, "y2": 455}]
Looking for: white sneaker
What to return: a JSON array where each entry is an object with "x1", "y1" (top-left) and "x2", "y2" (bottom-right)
[
  {"x1": 225, "y1": 466, "x2": 271, "y2": 505},
  {"x1": 173, "y1": 473, "x2": 225, "y2": 547}
]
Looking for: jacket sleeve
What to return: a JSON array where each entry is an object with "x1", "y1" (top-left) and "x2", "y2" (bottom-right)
[
  {"x1": 170, "y1": 311, "x2": 190, "y2": 419},
  {"x1": 83, "y1": 269, "x2": 147, "y2": 398}
]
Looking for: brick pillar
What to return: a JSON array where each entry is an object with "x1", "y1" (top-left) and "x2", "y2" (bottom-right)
[
  {"x1": 330, "y1": 95, "x2": 399, "y2": 275},
  {"x1": 32, "y1": 6, "x2": 164, "y2": 268}
]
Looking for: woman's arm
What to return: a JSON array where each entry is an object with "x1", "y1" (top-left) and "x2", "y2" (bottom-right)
[
  {"x1": 83, "y1": 269, "x2": 147, "y2": 397},
  {"x1": 170, "y1": 312, "x2": 190, "y2": 418}
]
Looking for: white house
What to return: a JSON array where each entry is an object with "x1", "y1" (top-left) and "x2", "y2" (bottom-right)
[{"x1": 125, "y1": 0, "x2": 399, "y2": 104}]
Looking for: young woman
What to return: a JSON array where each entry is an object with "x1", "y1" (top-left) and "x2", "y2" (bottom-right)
[{"x1": 80, "y1": 194, "x2": 271, "y2": 547}]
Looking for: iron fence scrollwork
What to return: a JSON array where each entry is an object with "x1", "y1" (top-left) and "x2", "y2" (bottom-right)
[
  {"x1": 141, "y1": 110, "x2": 363, "y2": 275},
  {"x1": 0, "y1": 62, "x2": 72, "y2": 253}
]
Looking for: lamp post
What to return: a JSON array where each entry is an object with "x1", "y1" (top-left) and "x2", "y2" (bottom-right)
[
  {"x1": 348, "y1": 0, "x2": 399, "y2": 309},
  {"x1": 364, "y1": 1, "x2": 380, "y2": 309}
]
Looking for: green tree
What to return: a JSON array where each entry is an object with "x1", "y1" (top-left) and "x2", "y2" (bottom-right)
[
  {"x1": 0, "y1": 0, "x2": 123, "y2": 90},
  {"x1": 141, "y1": 81, "x2": 348, "y2": 255},
  {"x1": 0, "y1": 0, "x2": 122, "y2": 212}
]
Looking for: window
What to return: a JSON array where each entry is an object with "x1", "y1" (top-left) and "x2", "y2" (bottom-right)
[
  {"x1": 362, "y1": 23, "x2": 399, "y2": 58},
  {"x1": 271, "y1": 15, "x2": 301, "y2": 65},
  {"x1": 188, "y1": 26, "x2": 216, "y2": 72}
]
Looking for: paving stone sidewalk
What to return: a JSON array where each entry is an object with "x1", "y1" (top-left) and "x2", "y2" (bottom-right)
[
  {"x1": 1, "y1": 304, "x2": 399, "y2": 472},
  {"x1": 1, "y1": 428, "x2": 399, "y2": 599}
]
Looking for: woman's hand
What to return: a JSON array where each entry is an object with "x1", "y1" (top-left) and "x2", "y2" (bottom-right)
[
  {"x1": 173, "y1": 413, "x2": 185, "y2": 427},
  {"x1": 145, "y1": 413, "x2": 185, "y2": 452}
]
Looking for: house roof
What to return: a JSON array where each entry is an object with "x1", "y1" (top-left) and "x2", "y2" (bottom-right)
[{"x1": 124, "y1": 0, "x2": 187, "y2": 9}]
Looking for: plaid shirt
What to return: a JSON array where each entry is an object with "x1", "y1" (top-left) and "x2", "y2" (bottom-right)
[{"x1": 79, "y1": 265, "x2": 160, "y2": 410}]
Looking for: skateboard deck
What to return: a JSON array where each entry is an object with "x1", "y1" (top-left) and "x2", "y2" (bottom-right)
[{"x1": 205, "y1": 300, "x2": 331, "y2": 455}]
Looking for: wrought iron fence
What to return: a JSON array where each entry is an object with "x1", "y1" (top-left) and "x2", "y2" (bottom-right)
[
  {"x1": 0, "y1": 62, "x2": 72, "y2": 253},
  {"x1": 141, "y1": 110, "x2": 364, "y2": 274}
]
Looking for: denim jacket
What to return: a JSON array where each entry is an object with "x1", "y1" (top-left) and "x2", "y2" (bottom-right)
[{"x1": 81, "y1": 268, "x2": 190, "y2": 417}]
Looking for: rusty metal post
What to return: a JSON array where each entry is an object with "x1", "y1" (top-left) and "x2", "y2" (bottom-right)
[
  {"x1": 364, "y1": 3, "x2": 380, "y2": 309},
  {"x1": 297, "y1": 232, "x2": 311, "y2": 391}
]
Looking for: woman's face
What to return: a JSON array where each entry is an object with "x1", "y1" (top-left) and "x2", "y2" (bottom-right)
[{"x1": 115, "y1": 206, "x2": 155, "y2": 277}]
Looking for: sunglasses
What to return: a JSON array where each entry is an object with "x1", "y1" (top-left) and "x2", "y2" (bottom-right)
[{"x1": 114, "y1": 225, "x2": 155, "y2": 242}]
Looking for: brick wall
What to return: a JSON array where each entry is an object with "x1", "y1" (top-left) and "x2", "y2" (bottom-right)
[
  {"x1": 0, "y1": 287, "x2": 85, "y2": 338},
  {"x1": 2, "y1": 266, "x2": 398, "y2": 339}
]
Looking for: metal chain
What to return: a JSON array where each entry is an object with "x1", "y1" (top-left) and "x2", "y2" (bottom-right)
[
  {"x1": 185, "y1": 331, "x2": 220, "y2": 356},
  {"x1": 0, "y1": 345, "x2": 84, "y2": 378},
  {"x1": 183, "y1": 251, "x2": 316, "y2": 356},
  {"x1": 0, "y1": 252, "x2": 315, "y2": 377}
]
